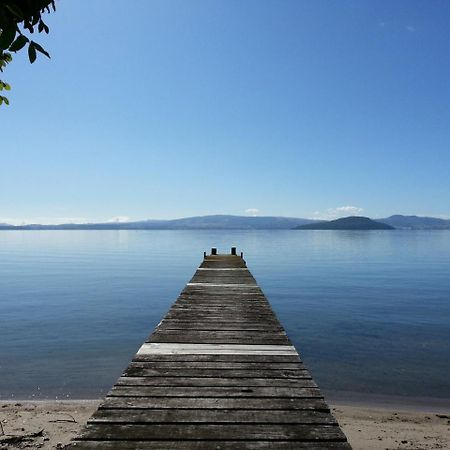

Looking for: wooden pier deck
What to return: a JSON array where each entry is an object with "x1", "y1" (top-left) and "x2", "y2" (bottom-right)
[{"x1": 68, "y1": 249, "x2": 351, "y2": 449}]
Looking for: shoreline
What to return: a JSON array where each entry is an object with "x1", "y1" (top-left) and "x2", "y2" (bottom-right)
[
  {"x1": 1, "y1": 399, "x2": 449, "y2": 450},
  {"x1": 4, "y1": 389, "x2": 450, "y2": 413},
  {"x1": 325, "y1": 390, "x2": 450, "y2": 414}
]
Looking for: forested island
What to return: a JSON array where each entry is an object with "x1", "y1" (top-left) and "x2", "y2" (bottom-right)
[{"x1": 294, "y1": 216, "x2": 395, "y2": 230}]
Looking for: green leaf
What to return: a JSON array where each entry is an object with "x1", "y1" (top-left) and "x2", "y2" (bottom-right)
[
  {"x1": 31, "y1": 41, "x2": 50, "y2": 59},
  {"x1": 0, "y1": 52, "x2": 13, "y2": 71},
  {"x1": 24, "y1": 21, "x2": 33, "y2": 34},
  {"x1": 4, "y1": 82, "x2": 11, "y2": 91},
  {"x1": 37, "y1": 20, "x2": 50, "y2": 34},
  {"x1": 5, "y1": 3, "x2": 24, "y2": 19},
  {"x1": 9, "y1": 35, "x2": 29, "y2": 52},
  {"x1": 0, "y1": 24, "x2": 17, "y2": 50},
  {"x1": 28, "y1": 43, "x2": 37, "y2": 63}
]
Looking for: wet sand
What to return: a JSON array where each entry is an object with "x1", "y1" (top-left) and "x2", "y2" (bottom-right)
[{"x1": 0, "y1": 400, "x2": 449, "y2": 449}]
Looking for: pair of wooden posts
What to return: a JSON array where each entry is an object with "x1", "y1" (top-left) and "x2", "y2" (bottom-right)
[{"x1": 203, "y1": 247, "x2": 244, "y2": 258}]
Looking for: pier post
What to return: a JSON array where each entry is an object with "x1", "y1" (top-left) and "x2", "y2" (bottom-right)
[
  {"x1": 231, "y1": 246, "x2": 237, "y2": 255},
  {"x1": 211, "y1": 247, "x2": 217, "y2": 255}
]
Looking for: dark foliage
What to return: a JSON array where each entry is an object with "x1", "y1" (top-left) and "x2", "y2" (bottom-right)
[
  {"x1": 0, "y1": 0, "x2": 55, "y2": 105},
  {"x1": 295, "y1": 216, "x2": 395, "y2": 230}
]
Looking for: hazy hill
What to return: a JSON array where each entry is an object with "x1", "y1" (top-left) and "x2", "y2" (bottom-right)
[
  {"x1": 0, "y1": 215, "x2": 318, "y2": 230},
  {"x1": 165, "y1": 215, "x2": 316, "y2": 229},
  {"x1": 295, "y1": 216, "x2": 395, "y2": 230},
  {"x1": 377, "y1": 215, "x2": 450, "y2": 229}
]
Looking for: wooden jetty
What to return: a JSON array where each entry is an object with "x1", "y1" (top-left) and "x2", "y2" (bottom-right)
[{"x1": 68, "y1": 248, "x2": 351, "y2": 449}]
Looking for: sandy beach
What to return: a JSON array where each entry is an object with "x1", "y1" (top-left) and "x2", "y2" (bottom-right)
[
  {"x1": 332, "y1": 405, "x2": 450, "y2": 449},
  {"x1": 0, "y1": 400, "x2": 448, "y2": 449}
]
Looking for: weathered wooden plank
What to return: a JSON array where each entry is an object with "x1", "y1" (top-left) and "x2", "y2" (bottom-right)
[
  {"x1": 136, "y1": 343, "x2": 298, "y2": 355},
  {"x1": 172, "y1": 303, "x2": 272, "y2": 309},
  {"x1": 165, "y1": 309, "x2": 276, "y2": 314},
  {"x1": 172, "y1": 306, "x2": 271, "y2": 310},
  {"x1": 189, "y1": 278, "x2": 257, "y2": 285},
  {"x1": 177, "y1": 298, "x2": 269, "y2": 304},
  {"x1": 166, "y1": 304, "x2": 274, "y2": 310},
  {"x1": 190, "y1": 272, "x2": 256, "y2": 279},
  {"x1": 99, "y1": 396, "x2": 330, "y2": 411},
  {"x1": 109, "y1": 386, "x2": 323, "y2": 398},
  {"x1": 89, "y1": 409, "x2": 337, "y2": 424},
  {"x1": 164, "y1": 313, "x2": 275, "y2": 319},
  {"x1": 186, "y1": 283, "x2": 259, "y2": 287},
  {"x1": 170, "y1": 301, "x2": 272, "y2": 307},
  {"x1": 148, "y1": 331, "x2": 290, "y2": 344},
  {"x1": 77, "y1": 423, "x2": 347, "y2": 441},
  {"x1": 155, "y1": 327, "x2": 282, "y2": 333},
  {"x1": 175, "y1": 296, "x2": 266, "y2": 300},
  {"x1": 167, "y1": 306, "x2": 275, "y2": 312},
  {"x1": 156, "y1": 322, "x2": 283, "y2": 331},
  {"x1": 67, "y1": 441, "x2": 351, "y2": 450},
  {"x1": 172, "y1": 305, "x2": 272, "y2": 311},
  {"x1": 149, "y1": 330, "x2": 288, "y2": 339},
  {"x1": 175, "y1": 299, "x2": 270, "y2": 304},
  {"x1": 168, "y1": 302, "x2": 272, "y2": 308},
  {"x1": 174, "y1": 295, "x2": 268, "y2": 300},
  {"x1": 160, "y1": 318, "x2": 279, "y2": 324},
  {"x1": 123, "y1": 367, "x2": 310, "y2": 378},
  {"x1": 178, "y1": 291, "x2": 267, "y2": 297},
  {"x1": 132, "y1": 354, "x2": 303, "y2": 363},
  {"x1": 163, "y1": 313, "x2": 278, "y2": 320},
  {"x1": 188, "y1": 280, "x2": 258, "y2": 286},
  {"x1": 199, "y1": 262, "x2": 247, "y2": 269},
  {"x1": 179, "y1": 293, "x2": 266, "y2": 298},
  {"x1": 116, "y1": 376, "x2": 317, "y2": 388},
  {"x1": 196, "y1": 268, "x2": 249, "y2": 271},
  {"x1": 130, "y1": 361, "x2": 304, "y2": 369},
  {"x1": 165, "y1": 309, "x2": 273, "y2": 314},
  {"x1": 161, "y1": 317, "x2": 279, "y2": 324}
]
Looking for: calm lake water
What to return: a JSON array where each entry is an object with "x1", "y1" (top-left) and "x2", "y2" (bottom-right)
[{"x1": 1, "y1": 230, "x2": 449, "y2": 407}]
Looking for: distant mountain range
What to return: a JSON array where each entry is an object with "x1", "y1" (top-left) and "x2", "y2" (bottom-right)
[
  {"x1": 0, "y1": 215, "x2": 317, "y2": 230},
  {"x1": 0, "y1": 214, "x2": 449, "y2": 230},
  {"x1": 295, "y1": 216, "x2": 394, "y2": 230},
  {"x1": 375, "y1": 215, "x2": 450, "y2": 229}
]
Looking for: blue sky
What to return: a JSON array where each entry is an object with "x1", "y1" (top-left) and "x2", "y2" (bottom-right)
[{"x1": 1, "y1": 0, "x2": 449, "y2": 224}]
